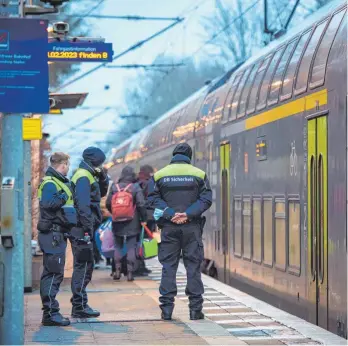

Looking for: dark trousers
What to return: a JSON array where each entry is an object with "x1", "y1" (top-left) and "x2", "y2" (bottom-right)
[
  {"x1": 158, "y1": 223, "x2": 204, "y2": 313},
  {"x1": 114, "y1": 235, "x2": 137, "y2": 271},
  {"x1": 70, "y1": 227, "x2": 94, "y2": 310},
  {"x1": 39, "y1": 231, "x2": 67, "y2": 316},
  {"x1": 93, "y1": 238, "x2": 102, "y2": 263}
]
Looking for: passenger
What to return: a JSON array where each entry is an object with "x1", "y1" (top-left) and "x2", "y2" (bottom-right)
[
  {"x1": 70, "y1": 147, "x2": 109, "y2": 318},
  {"x1": 37, "y1": 152, "x2": 76, "y2": 326},
  {"x1": 135, "y1": 164, "x2": 155, "y2": 276},
  {"x1": 106, "y1": 166, "x2": 147, "y2": 282},
  {"x1": 147, "y1": 143, "x2": 212, "y2": 321}
]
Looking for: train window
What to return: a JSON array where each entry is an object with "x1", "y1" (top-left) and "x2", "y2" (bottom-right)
[
  {"x1": 295, "y1": 20, "x2": 328, "y2": 95},
  {"x1": 230, "y1": 68, "x2": 251, "y2": 120},
  {"x1": 237, "y1": 61, "x2": 262, "y2": 117},
  {"x1": 288, "y1": 199, "x2": 301, "y2": 274},
  {"x1": 257, "y1": 47, "x2": 285, "y2": 111},
  {"x1": 275, "y1": 198, "x2": 286, "y2": 271},
  {"x1": 233, "y1": 197, "x2": 242, "y2": 257},
  {"x1": 310, "y1": 9, "x2": 346, "y2": 89},
  {"x1": 253, "y1": 198, "x2": 262, "y2": 263},
  {"x1": 281, "y1": 30, "x2": 312, "y2": 101},
  {"x1": 263, "y1": 198, "x2": 273, "y2": 266},
  {"x1": 222, "y1": 73, "x2": 243, "y2": 121},
  {"x1": 268, "y1": 40, "x2": 298, "y2": 106},
  {"x1": 247, "y1": 54, "x2": 272, "y2": 114},
  {"x1": 243, "y1": 197, "x2": 251, "y2": 260}
]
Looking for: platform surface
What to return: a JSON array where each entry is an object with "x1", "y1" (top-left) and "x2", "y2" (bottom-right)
[{"x1": 24, "y1": 260, "x2": 347, "y2": 345}]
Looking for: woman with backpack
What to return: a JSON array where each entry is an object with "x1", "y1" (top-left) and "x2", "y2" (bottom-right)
[{"x1": 106, "y1": 166, "x2": 147, "y2": 281}]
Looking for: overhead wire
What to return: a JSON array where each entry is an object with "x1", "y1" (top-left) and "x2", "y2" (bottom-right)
[
  {"x1": 140, "y1": 0, "x2": 261, "y2": 119},
  {"x1": 55, "y1": 18, "x2": 184, "y2": 92}
]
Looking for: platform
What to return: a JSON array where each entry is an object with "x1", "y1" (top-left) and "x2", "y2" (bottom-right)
[{"x1": 24, "y1": 260, "x2": 347, "y2": 345}]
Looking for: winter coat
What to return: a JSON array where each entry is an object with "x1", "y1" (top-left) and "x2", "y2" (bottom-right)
[
  {"x1": 147, "y1": 154, "x2": 212, "y2": 226},
  {"x1": 72, "y1": 149, "x2": 109, "y2": 234},
  {"x1": 106, "y1": 178, "x2": 147, "y2": 238},
  {"x1": 38, "y1": 166, "x2": 74, "y2": 229}
]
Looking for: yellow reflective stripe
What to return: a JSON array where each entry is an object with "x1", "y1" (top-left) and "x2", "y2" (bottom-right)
[
  {"x1": 71, "y1": 168, "x2": 96, "y2": 185},
  {"x1": 38, "y1": 177, "x2": 74, "y2": 206},
  {"x1": 154, "y1": 164, "x2": 205, "y2": 181},
  {"x1": 245, "y1": 89, "x2": 327, "y2": 130}
]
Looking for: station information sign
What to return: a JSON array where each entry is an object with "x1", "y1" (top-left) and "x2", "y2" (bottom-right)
[
  {"x1": 48, "y1": 42, "x2": 113, "y2": 63},
  {"x1": 0, "y1": 18, "x2": 49, "y2": 113}
]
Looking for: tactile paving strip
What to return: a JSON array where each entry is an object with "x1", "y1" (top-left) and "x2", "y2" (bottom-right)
[{"x1": 146, "y1": 264, "x2": 322, "y2": 345}]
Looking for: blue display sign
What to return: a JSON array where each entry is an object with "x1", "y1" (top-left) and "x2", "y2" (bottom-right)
[
  {"x1": 48, "y1": 42, "x2": 113, "y2": 62},
  {"x1": 0, "y1": 18, "x2": 49, "y2": 114}
]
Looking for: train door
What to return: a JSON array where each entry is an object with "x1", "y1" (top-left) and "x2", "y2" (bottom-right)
[
  {"x1": 220, "y1": 143, "x2": 231, "y2": 284},
  {"x1": 308, "y1": 116, "x2": 328, "y2": 329}
]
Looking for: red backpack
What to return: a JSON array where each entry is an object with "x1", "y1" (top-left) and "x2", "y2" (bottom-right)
[{"x1": 111, "y1": 184, "x2": 135, "y2": 222}]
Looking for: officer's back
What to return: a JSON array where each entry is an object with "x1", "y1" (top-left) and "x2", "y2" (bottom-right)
[{"x1": 147, "y1": 143, "x2": 212, "y2": 321}]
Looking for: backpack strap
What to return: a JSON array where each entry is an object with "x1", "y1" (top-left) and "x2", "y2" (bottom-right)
[
  {"x1": 123, "y1": 184, "x2": 132, "y2": 192},
  {"x1": 115, "y1": 184, "x2": 121, "y2": 192}
]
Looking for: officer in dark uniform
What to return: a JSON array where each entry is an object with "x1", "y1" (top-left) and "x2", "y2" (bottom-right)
[
  {"x1": 38, "y1": 152, "x2": 76, "y2": 326},
  {"x1": 147, "y1": 143, "x2": 212, "y2": 321},
  {"x1": 70, "y1": 147, "x2": 109, "y2": 318}
]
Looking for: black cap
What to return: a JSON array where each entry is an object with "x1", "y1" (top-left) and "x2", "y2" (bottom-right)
[
  {"x1": 173, "y1": 143, "x2": 192, "y2": 159},
  {"x1": 82, "y1": 147, "x2": 106, "y2": 167}
]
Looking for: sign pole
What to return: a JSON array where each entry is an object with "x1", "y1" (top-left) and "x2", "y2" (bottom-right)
[
  {"x1": 0, "y1": 115, "x2": 25, "y2": 345},
  {"x1": 23, "y1": 134, "x2": 33, "y2": 293},
  {"x1": 0, "y1": 1, "x2": 25, "y2": 344}
]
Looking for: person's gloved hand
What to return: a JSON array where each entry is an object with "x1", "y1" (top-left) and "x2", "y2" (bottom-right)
[
  {"x1": 163, "y1": 208, "x2": 175, "y2": 221},
  {"x1": 95, "y1": 167, "x2": 108, "y2": 181}
]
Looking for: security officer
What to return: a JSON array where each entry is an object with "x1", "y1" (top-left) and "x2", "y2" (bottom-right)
[
  {"x1": 147, "y1": 143, "x2": 212, "y2": 321},
  {"x1": 38, "y1": 152, "x2": 76, "y2": 326},
  {"x1": 70, "y1": 147, "x2": 109, "y2": 318}
]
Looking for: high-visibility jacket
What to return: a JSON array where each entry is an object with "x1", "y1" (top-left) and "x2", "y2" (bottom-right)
[
  {"x1": 38, "y1": 167, "x2": 76, "y2": 228},
  {"x1": 71, "y1": 166, "x2": 108, "y2": 233}
]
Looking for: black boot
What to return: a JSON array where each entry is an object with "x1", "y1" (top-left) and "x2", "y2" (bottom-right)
[
  {"x1": 161, "y1": 311, "x2": 172, "y2": 321},
  {"x1": 72, "y1": 305, "x2": 100, "y2": 318},
  {"x1": 160, "y1": 307, "x2": 173, "y2": 321},
  {"x1": 190, "y1": 310, "x2": 204, "y2": 320},
  {"x1": 127, "y1": 270, "x2": 134, "y2": 282},
  {"x1": 143, "y1": 267, "x2": 152, "y2": 274},
  {"x1": 42, "y1": 312, "x2": 70, "y2": 326},
  {"x1": 127, "y1": 262, "x2": 134, "y2": 281},
  {"x1": 113, "y1": 265, "x2": 121, "y2": 280}
]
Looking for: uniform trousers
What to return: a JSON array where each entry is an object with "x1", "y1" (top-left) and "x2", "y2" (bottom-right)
[
  {"x1": 158, "y1": 223, "x2": 204, "y2": 313},
  {"x1": 39, "y1": 231, "x2": 67, "y2": 316},
  {"x1": 70, "y1": 227, "x2": 94, "y2": 310}
]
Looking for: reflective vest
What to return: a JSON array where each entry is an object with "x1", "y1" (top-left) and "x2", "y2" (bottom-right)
[
  {"x1": 38, "y1": 176, "x2": 74, "y2": 206},
  {"x1": 71, "y1": 168, "x2": 96, "y2": 185}
]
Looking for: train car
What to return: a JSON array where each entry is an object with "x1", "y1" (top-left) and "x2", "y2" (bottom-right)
[{"x1": 106, "y1": 0, "x2": 347, "y2": 337}]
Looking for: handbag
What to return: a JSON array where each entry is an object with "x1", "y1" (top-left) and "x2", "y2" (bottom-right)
[
  {"x1": 100, "y1": 218, "x2": 114, "y2": 258},
  {"x1": 137, "y1": 225, "x2": 158, "y2": 260}
]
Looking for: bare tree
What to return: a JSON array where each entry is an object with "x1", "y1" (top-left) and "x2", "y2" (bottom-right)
[
  {"x1": 200, "y1": 0, "x2": 264, "y2": 66},
  {"x1": 107, "y1": 55, "x2": 225, "y2": 147}
]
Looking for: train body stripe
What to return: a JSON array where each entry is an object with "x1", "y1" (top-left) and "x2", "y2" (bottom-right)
[
  {"x1": 245, "y1": 89, "x2": 327, "y2": 130},
  {"x1": 154, "y1": 163, "x2": 205, "y2": 181}
]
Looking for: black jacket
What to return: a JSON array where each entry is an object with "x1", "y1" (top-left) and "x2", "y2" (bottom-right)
[
  {"x1": 106, "y1": 178, "x2": 147, "y2": 237},
  {"x1": 147, "y1": 154, "x2": 212, "y2": 225},
  {"x1": 72, "y1": 161, "x2": 109, "y2": 234},
  {"x1": 38, "y1": 167, "x2": 73, "y2": 229}
]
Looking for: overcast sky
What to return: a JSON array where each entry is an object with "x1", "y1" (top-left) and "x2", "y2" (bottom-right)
[{"x1": 44, "y1": 0, "x2": 214, "y2": 168}]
